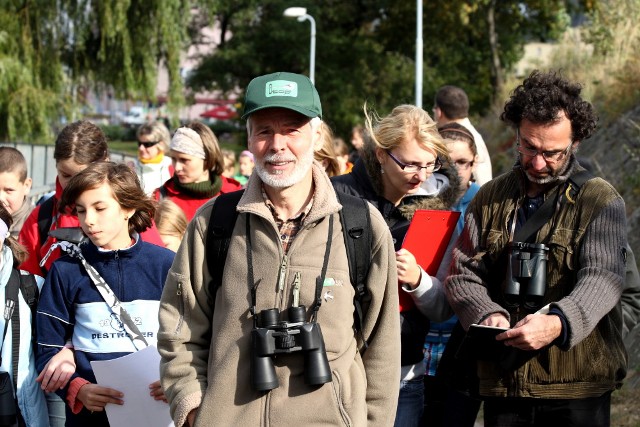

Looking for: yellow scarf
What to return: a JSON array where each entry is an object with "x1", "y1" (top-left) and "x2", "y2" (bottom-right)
[{"x1": 139, "y1": 152, "x2": 165, "y2": 165}]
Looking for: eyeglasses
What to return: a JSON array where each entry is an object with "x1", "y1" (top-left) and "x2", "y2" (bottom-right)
[
  {"x1": 138, "y1": 140, "x2": 160, "y2": 148},
  {"x1": 454, "y1": 159, "x2": 475, "y2": 170},
  {"x1": 386, "y1": 150, "x2": 442, "y2": 174},
  {"x1": 516, "y1": 130, "x2": 572, "y2": 163}
]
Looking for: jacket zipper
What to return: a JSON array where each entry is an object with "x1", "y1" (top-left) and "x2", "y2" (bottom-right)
[
  {"x1": 277, "y1": 255, "x2": 288, "y2": 308},
  {"x1": 292, "y1": 272, "x2": 301, "y2": 307}
]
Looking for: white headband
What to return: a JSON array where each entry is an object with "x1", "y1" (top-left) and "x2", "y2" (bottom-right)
[
  {"x1": 170, "y1": 127, "x2": 206, "y2": 160},
  {"x1": 0, "y1": 218, "x2": 8, "y2": 243}
]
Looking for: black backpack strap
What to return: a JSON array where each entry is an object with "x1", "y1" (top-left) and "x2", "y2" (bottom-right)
[
  {"x1": 336, "y1": 191, "x2": 372, "y2": 353},
  {"x1": 18, "y1": 273, "x2": 38, "y2": 347},
  {"x1": 206, "y1": 190, "x2": 245, "y2": 304},
  {"x1": 37, "y1": 196, "x2": 55, "y2": 247},
  {"x1": 158, "y1": 185, "x2": 168, "y2": 200},
  {"x1": 5, "y1": 269, "x2": 21, "y2": 394}
]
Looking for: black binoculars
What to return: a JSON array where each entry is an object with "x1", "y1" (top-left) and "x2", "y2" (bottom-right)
[
  {"x1": 251, "y1": 305, "x2": 332, "y2": 391},
  {"x1": 503, "y1": 242, "x2": 549, "y2": 311}
]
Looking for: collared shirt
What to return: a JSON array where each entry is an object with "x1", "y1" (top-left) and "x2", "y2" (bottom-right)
[{"x1": 261, "y1": 186, "x2": 314, "y2": 254}]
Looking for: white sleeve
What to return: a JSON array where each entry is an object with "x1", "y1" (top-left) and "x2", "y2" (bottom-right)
[{"x1": 401, "y1": 267, "x2": 453, "y2": 321}]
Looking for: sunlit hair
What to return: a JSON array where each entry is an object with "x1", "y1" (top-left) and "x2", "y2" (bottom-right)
[
  {"x1": 181, "y1": 121, "x2": 225, "y2": 175},
  {"x1": 54, "y1": 120, "x2": 109, "y2": 164},
  {"x1": 154, "y1": 199, "x2": 187, "y2": 240},
  {"x1": 137, "y1": 121, "x2": 171, "y2": 152},
  {"x1": 59, "y1": 162, "x2": 155, "y2": 234},
  {"x1": 438, "y1": 122, "x2": 477, "y2": 156},
  {"x1": 0, "y1": 147, "x2": 28, "y2": 182},
  {"x1": 0, "y1": 205, "x2": 28, "y2": 267},
  {"x1": 364, "y1": 104, "x2": 449, "y2": 159},
  {"x1": 314, "y1": 122, "x2": 341, "y2": 177}
]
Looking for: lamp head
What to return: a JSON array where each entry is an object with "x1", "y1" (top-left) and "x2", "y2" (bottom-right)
[{"x1": 283, "y1": 7, "x2": 307, "y2": 18}]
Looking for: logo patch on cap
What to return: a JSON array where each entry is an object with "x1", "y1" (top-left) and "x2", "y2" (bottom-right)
[{"x1": 265, "y1": 80, "x2": 298, "y2": 98}]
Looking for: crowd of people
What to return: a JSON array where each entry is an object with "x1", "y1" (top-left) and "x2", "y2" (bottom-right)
[{"x1": 0, "y1": 68, "x2": 637, "y2": 427}]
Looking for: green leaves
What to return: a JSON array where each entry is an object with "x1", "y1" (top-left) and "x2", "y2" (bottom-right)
[{"x1": 0, "y1": 0, "x2": 189, "y2": 142}]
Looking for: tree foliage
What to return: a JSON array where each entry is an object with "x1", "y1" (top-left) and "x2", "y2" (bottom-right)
[
  {"x1": 186, "y1": 0, "x2": 591, "y2": 141},
  {"x1": 0, "y1": 0, "x2": 189, "y2": 142}
]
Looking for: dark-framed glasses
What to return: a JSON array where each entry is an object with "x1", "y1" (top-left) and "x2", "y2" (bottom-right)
[
  {"x1": 138, "y1": 140, "x2": 160, "y2": 148},
  {"x1": 386, "y1": 150, "x2": 442, "y2": 173},
  {"x1": 516, "y1": 130, "x2": 572, "y2": 163}
]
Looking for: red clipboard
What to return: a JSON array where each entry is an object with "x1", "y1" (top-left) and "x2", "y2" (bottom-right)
[
  {"x1": 398, "y1": 210, "x2": 459, "y2": 312},
  {"x1": 401, "y1": 210, "x2": 460, "y2": 276}
]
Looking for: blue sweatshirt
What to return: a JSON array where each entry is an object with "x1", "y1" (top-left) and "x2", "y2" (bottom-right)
[{"x1": 36, "y1": 237, "x2": 174, "y2": 405}]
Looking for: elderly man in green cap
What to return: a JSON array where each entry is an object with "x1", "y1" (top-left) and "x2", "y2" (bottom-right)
[{"x1": 158, "y1": 72, "x2": 400, "y2": 426}]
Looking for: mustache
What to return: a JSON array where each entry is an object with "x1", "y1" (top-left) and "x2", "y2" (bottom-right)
[{"x1": 263, "y1": 154, "x2": 296, "y2": 162}]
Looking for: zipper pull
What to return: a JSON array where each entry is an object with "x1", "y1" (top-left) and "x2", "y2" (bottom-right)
[
  {"x1": 177, "y1": 282, "x2": 182, "y2": 296},
  {"x1": 292, "y1": 272, "x2": 301, "y2": 307},
  {"x1": 277, "y1": 256, "x2": 288, "y2": 292}
]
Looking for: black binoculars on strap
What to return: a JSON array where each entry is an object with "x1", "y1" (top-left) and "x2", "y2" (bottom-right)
[
  {"x1": 503, "y1": 242, "x2": 549, "y2": 312},
  {"x1": 251, "y1": 305, "x2": 332, "y2": 391}
]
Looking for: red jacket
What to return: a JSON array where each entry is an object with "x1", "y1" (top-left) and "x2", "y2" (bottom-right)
[
  {"x1": 153, "y1": 175, "x2": 242, "y2": 221},
  {"x1": 19, "y1": 179, "x2": 164, "y2": 276}
]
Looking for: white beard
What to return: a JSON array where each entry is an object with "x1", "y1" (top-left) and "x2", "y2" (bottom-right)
[{"x1": 254, "y1": 143, "x2": 315, "y2": 189}]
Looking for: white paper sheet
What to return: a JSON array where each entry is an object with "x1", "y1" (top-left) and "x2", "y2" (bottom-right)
[{"x1": 90, "y1": 345, "x2": 174, "y2": 427}]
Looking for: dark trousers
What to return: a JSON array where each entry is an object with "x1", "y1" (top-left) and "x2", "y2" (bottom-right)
[
  {"x1": 483, "y1": 391, "x2": 612, "y2": 427},
  {"x1": 421, "y1": 376, "x2": 481, "y2": 427}
]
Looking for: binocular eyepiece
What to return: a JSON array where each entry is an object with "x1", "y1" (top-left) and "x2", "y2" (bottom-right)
[
  {"x1": 503, "y1": 242, "x2": 549, "y2": 311},
  {"x1": 251, "y1": 305, "x2": 332, "y2": 391}
]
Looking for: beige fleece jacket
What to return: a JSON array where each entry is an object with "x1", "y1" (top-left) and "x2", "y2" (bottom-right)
[{"x1": 158, "y1": 163, "x2": 400, "y2": 427}]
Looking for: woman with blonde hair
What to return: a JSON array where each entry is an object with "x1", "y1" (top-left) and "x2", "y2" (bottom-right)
[
  {"x1": 332, "y1": 104, "x2": 457, "y2": 427},
  {"x1": 136, "y1": 121, "x2": 174, "y2": 195},
  {"x1": 314, "y1": 122, "x2": 341, "y2": 177},
  {"x1": 154, "y1": 121, "x2": 242, "y2": 220}
]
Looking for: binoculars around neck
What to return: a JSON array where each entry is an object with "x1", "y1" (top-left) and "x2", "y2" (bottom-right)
[
  {"x1": 251, "y1": 305, "x2": 332, "y2": 391},
  {"x1": 503, "y1": 242, "x2": 549, "y2": 312}
]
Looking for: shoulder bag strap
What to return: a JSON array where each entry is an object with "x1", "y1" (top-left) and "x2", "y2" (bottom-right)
[
  {"x1": 514, "y1": 169, "x2": 594, "y2": 243},
  {"x1": 51, "y1": 241, "x2": 148, "y2": 351}
]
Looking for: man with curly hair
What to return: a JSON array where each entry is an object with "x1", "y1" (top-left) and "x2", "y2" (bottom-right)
[{"x1": 444, "y1": 70, "x2": 627, "y2": 426}]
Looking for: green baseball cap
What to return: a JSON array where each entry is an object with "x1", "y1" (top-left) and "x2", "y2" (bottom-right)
[{"x1": 242, "y1": 72, "x2": 322, "y2": 120}]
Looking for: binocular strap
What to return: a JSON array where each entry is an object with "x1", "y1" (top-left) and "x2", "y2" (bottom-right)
[{"x1": 246, "y1": 215, "x2": 334, "y2": 324}]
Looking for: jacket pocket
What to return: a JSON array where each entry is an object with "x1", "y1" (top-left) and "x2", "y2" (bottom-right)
[{"x1": 331, "y1": 371, "x2": 352, "y2": 427}]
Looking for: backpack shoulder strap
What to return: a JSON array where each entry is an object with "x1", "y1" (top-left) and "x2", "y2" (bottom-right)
[
  {"x1": 336, "y1": 191, "x2": 372, "y2": 353},
  {"x1": 19, "y1": 272, "x2": 38, "y2": 343},
  {"x1": 158, "y1": 185, "x2": 168, "y2": 200},
  {"x1": 206, "y1": 190, "x2": 245, "y2": 302},
  {"x1": 37, "y1": 196, "x2": 56, "y2": 247},
  {"x1": 5, "y1": 269, "x2": 21, "y2": 393}
]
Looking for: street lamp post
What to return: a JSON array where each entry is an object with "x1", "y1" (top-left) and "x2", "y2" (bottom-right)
[
  {"x1": 283, "y1": 7, "x2": 316, "y2": 84},
  {"x1": 416, "y1": 0, "x2": 423, "y2": 108}
]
